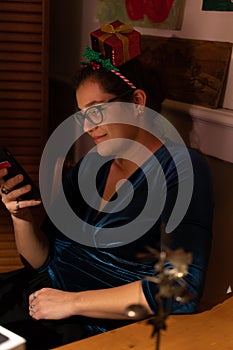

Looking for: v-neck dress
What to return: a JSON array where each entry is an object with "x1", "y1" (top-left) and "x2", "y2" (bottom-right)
[{"x1": 39, "y1": 140, "x2": 213, "y2": 334}]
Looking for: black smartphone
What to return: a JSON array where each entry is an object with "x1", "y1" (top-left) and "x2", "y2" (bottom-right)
[{"x1": 0, "y1": 146, "x2": 41, "y2": 200}]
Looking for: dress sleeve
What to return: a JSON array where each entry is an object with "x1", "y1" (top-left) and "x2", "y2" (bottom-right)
[{"x1": 142, "y1": 148, "x2": 214, "y2": 314}]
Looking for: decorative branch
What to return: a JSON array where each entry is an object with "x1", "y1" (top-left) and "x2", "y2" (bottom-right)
[
  {"x1": 126, "y1": 247, "x2": 194, "y2": 350},
  {"x1": 80, "y1": 46, "x2": 119, "y2": 72}
]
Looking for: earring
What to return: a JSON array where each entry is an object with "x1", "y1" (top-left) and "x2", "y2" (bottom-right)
[{"x1": 137, "y1": 106, "x2": 144, "y2": 116}]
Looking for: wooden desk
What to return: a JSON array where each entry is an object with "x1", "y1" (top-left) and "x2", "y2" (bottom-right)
[{"x1": 54, "y1": 296, "x2": 233, "y2": 350}]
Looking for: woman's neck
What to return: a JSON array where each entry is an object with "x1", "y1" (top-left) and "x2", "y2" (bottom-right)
[{"x1": 113, "y1": 133, "x2": 163, "y2": 172}]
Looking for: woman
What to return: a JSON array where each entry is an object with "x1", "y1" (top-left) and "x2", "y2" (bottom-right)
[{"x1": 0, "y1": 49, "x2": 213, "y2": 349}]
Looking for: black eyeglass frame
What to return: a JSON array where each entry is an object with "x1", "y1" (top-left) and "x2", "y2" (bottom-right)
[{"x1": 78, "y1": 88, "x2": 136, "y2": 126}]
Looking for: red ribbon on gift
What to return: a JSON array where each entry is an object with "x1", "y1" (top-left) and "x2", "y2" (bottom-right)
[{"x1": 98, "y1": 23, "x2": 134, "y2": 63}]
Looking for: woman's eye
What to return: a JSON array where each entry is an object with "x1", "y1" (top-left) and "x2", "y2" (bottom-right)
[{"x1": 92, "y1": 107, "x2": 101, "y2": 114}]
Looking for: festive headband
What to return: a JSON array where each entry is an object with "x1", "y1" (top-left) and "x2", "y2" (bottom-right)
[
  {"x1": 80, "y1": 20, "x2": 141, "y2": 89},
  {"x1": 81, "y1": 46, "x2": 136, "y2": 89},
  {"x1": 81, "y1": 46, "x2": 137, "y2": 89}
]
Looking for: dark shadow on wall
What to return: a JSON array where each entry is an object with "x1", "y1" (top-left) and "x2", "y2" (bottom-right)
[
  {"x1": 49, "y1": 0, "x2": 82, "y2": 87},
  {"x1": 49, "y1": 0, "x2": 83, "y2": 160},
  {"x1": 200, "y1": 156, "x2": 233, "y2": 310},
  {"x1": 48, "y1": 79, "x2": 76, "y2": 135},
  {"x1": 162, "y1": 105, "x2": 233, "y2": 311}
]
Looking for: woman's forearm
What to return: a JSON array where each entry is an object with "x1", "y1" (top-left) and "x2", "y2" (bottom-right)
[
  {"x1": 12, "y1": 210, "x2": 50, "y2": 269},
  {"x1": 74, "y1": 281, "x2": 153, "y2": 320}
]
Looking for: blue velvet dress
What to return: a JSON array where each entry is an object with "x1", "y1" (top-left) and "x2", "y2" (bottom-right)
[{"x1": 38, "y1": 140, "x2": 214, "y2": 335}]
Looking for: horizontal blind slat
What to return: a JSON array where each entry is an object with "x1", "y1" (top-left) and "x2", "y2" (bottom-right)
[
  {"x1": 0, "y1": 22, "x2": 42, "y2": 33},
  {"x1": 1, "y1": 13, "x2": 42, "y2": 23},
  {"x1": 0, "y1": 91, "x2": 41, "y2": 100},
  {"x1": 0, "y1": 81, "x2": 41, "y2": 91},
  {"x1": 0, "y1": 42, "x2": 42, "y2": 53},
  {"x1": 0, "y1": 100, "x2": 41, "y2": 109},
  {"x1": 0, "y1": 51, "x2": 41, "y2": 62},
  {"x1": 0, "y1": 3, "x2": 42, "y2": 14},
  {"x1": 0, "y1": 110, "x2": 41, "y2": 118},
  {"x1": 0, "y1": 32, "x2": 41, "y2": 42}
]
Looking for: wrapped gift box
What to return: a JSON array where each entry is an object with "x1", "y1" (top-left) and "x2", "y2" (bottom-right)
[{"x1": 90, "y1": 20, "x2": 141, "y2": 67}]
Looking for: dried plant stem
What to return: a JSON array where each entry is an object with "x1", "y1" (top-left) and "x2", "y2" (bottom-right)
[{"x1": 156, "y1": 330, "x2": 161, "y2": 350}]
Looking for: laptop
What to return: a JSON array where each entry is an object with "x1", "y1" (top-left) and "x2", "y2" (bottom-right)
[{"x1": 0, "y1": 326, "x2": 26, "y2": 350}]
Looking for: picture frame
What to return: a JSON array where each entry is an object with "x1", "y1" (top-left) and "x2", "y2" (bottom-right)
[
  {"x1": 202, "y1": 0, "x2": 233, "y2": 11},
  {"x1": 96, "y1": 0, "x2": 186, "y2": 30}
]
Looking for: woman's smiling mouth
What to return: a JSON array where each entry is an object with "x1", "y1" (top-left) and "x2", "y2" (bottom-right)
[{"x1": 93, "y1": 134, "x2": 107, "y2": 143}]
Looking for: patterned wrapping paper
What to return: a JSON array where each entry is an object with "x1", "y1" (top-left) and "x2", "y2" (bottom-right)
[{"x1": 90, "y1": 20, "x2": 141, "y2": 67}]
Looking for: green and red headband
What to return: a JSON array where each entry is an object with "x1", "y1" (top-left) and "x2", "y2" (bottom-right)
[{"x1": 81, "y1": 46, "x2": 137, "y2": 89}]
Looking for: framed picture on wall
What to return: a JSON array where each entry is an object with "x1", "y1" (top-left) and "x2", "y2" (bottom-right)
[
  {"x1": 96, "y1": 0, "x2": 186, "y2": 30},
  {"x1": 202, "y1": 0, "x2": 233, "y2": 11}
]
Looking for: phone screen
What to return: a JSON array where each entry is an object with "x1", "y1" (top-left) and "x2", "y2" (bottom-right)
[{"x1": 0, "y1": 161, "x2": 11, "y2": 170}]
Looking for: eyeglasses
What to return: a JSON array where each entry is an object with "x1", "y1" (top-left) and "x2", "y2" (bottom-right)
[{"x1": 78, "y1": 88, "x2": 135, "y2": 126}]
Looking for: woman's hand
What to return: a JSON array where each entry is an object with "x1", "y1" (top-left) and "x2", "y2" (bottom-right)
[
  {"x1": 29, "y1": 288, "x2": 78, "y2": 320},
  {"x1": 0, "y1": 168, "x2": 41, "y2": 217},
  {"x1": 1, "y1": 168, "x2": 49, "y2": 268}
]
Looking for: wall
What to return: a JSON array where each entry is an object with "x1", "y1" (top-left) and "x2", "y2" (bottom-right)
[
  {"x1": 49, "y1": 0, "x2": 82, "y2": 82},
  {"x1": 49, "y1": 0, "x2": 82, "y2": 135},
  {"x1": 81, "y1": 0, "x2": 233, "y2": 110},
  {"x1": 163, "y1": 105, "x2": 233, "y2": 307}
]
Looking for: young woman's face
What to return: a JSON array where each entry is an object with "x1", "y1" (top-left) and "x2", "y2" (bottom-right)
[{"x1": 76, "y1": 80, "x2": 142, "y2": 157}]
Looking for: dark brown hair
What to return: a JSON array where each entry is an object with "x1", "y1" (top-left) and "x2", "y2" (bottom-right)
[{"x1": 75, "y1": 54, "x2": 165, "y2": 112}]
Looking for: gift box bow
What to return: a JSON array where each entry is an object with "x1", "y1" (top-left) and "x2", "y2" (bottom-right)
[
  {"x1": 97, "y1": 23, "x2": 134, "y2": 63},
  {"x1": 100, "y1": 23, "x2": 134, "y2": 35}
]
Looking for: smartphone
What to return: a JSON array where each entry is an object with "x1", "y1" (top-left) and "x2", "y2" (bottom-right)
[{"x1": 0, "y1": 146, "x2": 41, "y2": 200}]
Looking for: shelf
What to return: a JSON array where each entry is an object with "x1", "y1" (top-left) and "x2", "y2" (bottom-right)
[{"x1": 163, "y1": 99, "x2": 233, "y2": 163}]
